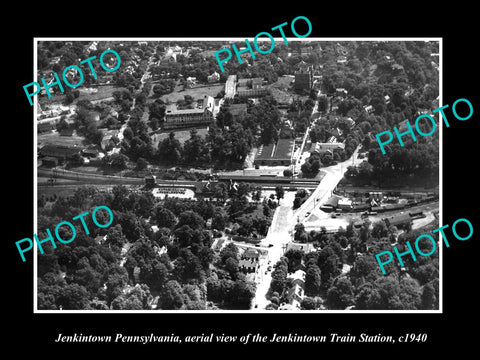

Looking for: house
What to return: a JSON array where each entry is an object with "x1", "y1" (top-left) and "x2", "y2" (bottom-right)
[
  {"x1": 164, "y1": 46, "x2": 184, "y2": 62},
  {"x1": 164, "y1": 95, "x2": 215, "y2": 129},
  {"x1": 239, "y1": 259, "x2": 258, "y2": 274},
  {"x1": 87, "y1": 41, "x2": 98, "y2": 54},
  {"x1": 391, "y1": 63, "x2": 404, "y2": 72},
  {"x1": 144, "y1": 174, "x2": 156, "y2": 186},
  {"x1": 285, "y1": 242, "x2": 315, "y2": 254},
  {"x1": 242, "y1": 248, "x2": 261, "y2": 262},
  {"x1": 369, "y1": 191, "x2": 383, "y2": 201},
  {"x1": 101, "y1": 130, "x2": 119, "y2": 151},
  {"x1": 49, "y1": 56, "x2": 61, "y2": 66},
  {"x1": 309, "y1": 142, "x2": 345, "y2": 155},
  {"x1": 82, "y1": 148, "x2": 99, "y2": 158},
  {"x1": 207, "y1": 71, "x2": 220, "y2": 83},
  {"x1": 337, "y1": 198, "x2": 352, "y2": 211},
  {"x1": 364, "y1": 105, "x2": 374, "y2": 114},
  {"x1": 254, "y1": 139, "x2": 294, "y2": 167},
  {"x1": 285, "y1": 283, "x2": 304, "y2": 309},
  {"x1": 285, "y1": 270, "x2": 306, "y2": 309},
  {"x1": 186, "y1": 77, "x2": 197, "y2": 88},
  {"x1": 343, "y1": 117, "x2": 355, "y2": 128},
  {"x1": 211, "y1": 238, "x2": 227, "y2": 252}
]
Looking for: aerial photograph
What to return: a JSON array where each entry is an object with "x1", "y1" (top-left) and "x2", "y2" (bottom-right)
[{"x1": 35, "y1": 39, "x2": 440, "y2": 311}]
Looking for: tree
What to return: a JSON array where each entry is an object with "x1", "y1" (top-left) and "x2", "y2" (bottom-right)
[
  {"x1": 173, "y1": 249, "x2": 204, "y2": 282},
  {"x1": 212, "y1": 207, "x2": 228, "y2": 230},
  {"x1": 269, "y1": 259, "x2": 288, "y2": 294},
  {"x1": 275, "y1": 186, "x2": 285, "y2": 203},
  {"x1": 225, "y1": 257, "x2": 239, "y2": 276},
  {"x1": 104, "y1": 264, "x2": 129, "y2": 304},
  {"x1": 326, "y1": 277, "x2": 354, "y2": 310},
  {"x1": 154, "y1": 206, "x2": 177, "y2": 228},
  {"x1": 159, "y1": 280, "x2": 184, "y2": 310},
  {"x1": 109, "y1": 153, "x2": 128, "y2": 169},
  {"x1": 111, "y1": 284, "x2": 152, "y2": 310},
  {"x1": 56, "y1": 284, "x2": 90, "y2": 310},
  {"x1": 220, "y1": 243, "x2": 239, "y2": 264},
  {"x1": 294, "y1": 223, "x2": 308, "y2": 243},
  {"x1": 176, "y1": 210, "x2": 204, "y2": 230},
  {"x1": 135, "y1": 157, "x2": 148, "y2": 171},
  {"x1": 229, "y1": 279, "x2": 256, "y2": 309},
  {"x1": 305, "y1": 264, "x2": 322, "y2": 296},
  {"x1": 183, "y1": 129, "x2": 209, "y2": 163},
  {"x1": 158, "y1": 132, "x2": 182, "y2": 163},
  {"x1": 421, "y1": 282, "x2": 436, "y2": 310},
  {"x1": 372, "y1": 221, "x2": 389, "y2": 239},
  {"x1": 153, "y1": 79, "x2": 176, "y2": 96},
  {"x1": 301, "y1": 297, "x2": 316, "y2": 310},
  {"x1": 283, "y1": 169, "x2": 293, "y2": 177},
  {"x1": 56, "y1": 116, "x2": 69, "y2": 132},
  {"x1": 284, "y1": 249, "x2": 304, "y2": 273}
]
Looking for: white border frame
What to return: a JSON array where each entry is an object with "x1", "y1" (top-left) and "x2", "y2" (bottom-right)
[{"x1": 33, "y1": 37, "x2": 443, "y2": 314}]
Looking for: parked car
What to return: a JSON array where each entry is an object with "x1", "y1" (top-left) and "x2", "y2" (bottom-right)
[{"x1": 305, "y1": 212, "x2": 311, "y2": 217}]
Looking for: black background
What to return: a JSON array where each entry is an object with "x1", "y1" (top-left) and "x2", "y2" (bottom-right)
[{"x1": 5, "y1": 3, "x2": 478, "y2": 355}]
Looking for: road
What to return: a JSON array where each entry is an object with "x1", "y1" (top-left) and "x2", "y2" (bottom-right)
[
  {"x1": 251, "y1": 191, "x2": 295, "y2": 310},
  {"x1": 251, "y1": 146, "x2": 362, "y2": 310},
  {"x1": 295, "y1": 145, "x2": 363, "y2": 221}
]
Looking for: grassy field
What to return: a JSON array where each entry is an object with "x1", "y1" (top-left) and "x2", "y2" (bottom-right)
[
  {"x1": 77, "y1": 85, "x2": 120, "y2": 102},
  {"x1": 38, "y1": 131, "x2": 86, "y2": 148},
  {"x1": 160, "y1": 84, "x2": 224, "y2": 103},
  {"x1": 152, "y1": 127, "x2": 209, "y2": 148},
  {"x1": 38, "y1": 85, "x2": 121, "y2": 107}
]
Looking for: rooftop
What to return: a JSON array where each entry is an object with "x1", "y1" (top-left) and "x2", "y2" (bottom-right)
[
  {"x1": 256, "y1": 139, "x2": 294, "y2": 161},
  {"x1": 39, "y1": 144, "x2": 82, "y2": 158}
]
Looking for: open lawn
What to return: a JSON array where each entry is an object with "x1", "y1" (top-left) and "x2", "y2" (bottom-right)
[
  {"x1": 77, "y1": 85, "x2": 122, "y2": 102},
  {"x1": 152, "y1": 127, "x2": 209, "y2": 148},
  {"x1": 160, "y1": 84, "x2": 224, "y2": 103},
  {"x1": 38, "y1": 131, "x2": 86, "y2": 148},
  {"x1": 38, "y1": 85, "x2": 122, "y2": 107}
]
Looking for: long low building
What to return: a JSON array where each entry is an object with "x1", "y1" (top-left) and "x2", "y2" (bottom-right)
[
  {"x1": 310, "y1": 141, "x2": 345, "y2": 155},
  {"x1": 254, "y1": 139, "x2": 294, "y2": 167},
  {"x1": 39, "y1": 144, "x2": 83, "y2": 164},
  {"x1": 383, "y1": 213, "x2": 412, "y2": 229}
]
